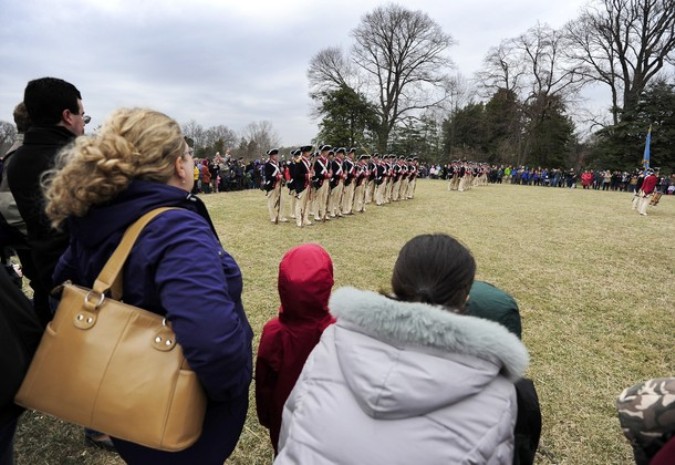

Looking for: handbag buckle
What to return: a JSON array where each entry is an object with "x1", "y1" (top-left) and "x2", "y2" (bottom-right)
[
  {"x1": 84, "y1": 290, "x2": 105, "y2": 310},
  {"x1": 74, "y1": 290, "x2": 104, "y2": 329}
]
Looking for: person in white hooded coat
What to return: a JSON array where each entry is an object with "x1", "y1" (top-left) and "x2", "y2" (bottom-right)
[{"x1": 275, "y1": 234, "x2": 529, "y2": 465}]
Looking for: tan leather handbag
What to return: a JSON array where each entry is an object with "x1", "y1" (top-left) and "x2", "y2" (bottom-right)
[{"x1": 15, "y1": 208, "x2": 207, "y2": 452}]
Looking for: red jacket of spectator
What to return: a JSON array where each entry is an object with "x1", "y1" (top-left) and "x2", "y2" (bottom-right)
[
  {"x1": 255, "y1": 244, "x2": 335, "y2": 453},
  {"x1": 200, "y1": 161, "x2": 211, "y2": 184},
  {"x1": 581, "y1": 171, "x2": 593, "y2": 186},
  {"x1": 651, "y1": 436, "x2": 675, "y2": 465}
]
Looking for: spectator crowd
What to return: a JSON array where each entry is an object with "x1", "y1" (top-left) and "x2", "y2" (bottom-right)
[{"x1": 1, "y1": 76, "x2": 673, "y2": 465}]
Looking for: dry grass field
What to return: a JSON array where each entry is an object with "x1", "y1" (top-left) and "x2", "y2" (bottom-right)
[{"x1": 13, "y1": 179, "x2": 674, "y2": 465}]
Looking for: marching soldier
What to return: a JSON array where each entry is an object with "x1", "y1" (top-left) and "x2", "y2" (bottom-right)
[
  {"x1": 458, "y1": 161, "x2": 468, "y2": 192},
  {"x1": 650, "y1": 169, "x2": 663, "y2": 206},
  {"x1": 341, "y1": 148, "x2": 357, "y2": 215},
  {"x1": 638, "y1": 168, "x2": 657, "y2": 216},
  {"x1": 479, "y1": 163, "x2": 489, "y2": 186},
  {"x1": 631, "y1": 169, "x2": 645, "y2": 210},
  {"x1": 354, "y1": 154, "x2": 370, "y2": 213},
  {"x1": 329, "y1": 148, "x2": 345, "y2": 218},
  {"x1": 311, "y1": 145, "x2": 332, "y2": 222},
  {"x1": 471, "y1": 162, "x2": 480, "y2": 188},
  {"x1": 263, "y1": 148, "x2": 287, "y2": 224},
  {"x1": 285, "y1": 149, "x2": 301, "y2": 219},
  {"x1": 391, "y1": 155, "x2": 403, "y2": 202},
  {"x1": 365, "y1": 153, "x2": 377, "y2": 204},
  {"x1": 399, "y1": 156, "x2": 410, "y2": 201},
  {"x1": 384, "y1": 155, "x2": 394, "y2": 203},
  {"x1": 293, "y1": 145, "x2": 314, "y2": 227},
  {"x1": 406, "y1": 157, "x2": 418, "y2": 199},
  {"x1": 374, "y1": 154, "x2": 387, "y2": 206},
  {"x1": 454, "y1": 161, "x2": 462, "y2": 190}
]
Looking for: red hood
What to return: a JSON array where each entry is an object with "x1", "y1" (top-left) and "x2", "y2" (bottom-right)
[{"x1": 278, "y1": 244, "x2": 334, "y2": 323}]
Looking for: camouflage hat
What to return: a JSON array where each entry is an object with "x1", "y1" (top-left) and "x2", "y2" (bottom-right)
[{"x1": 617, "y1": 377, "x2": 675, "y2": 464}]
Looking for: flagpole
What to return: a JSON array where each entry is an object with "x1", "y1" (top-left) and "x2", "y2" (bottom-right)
[{"x1": 642, "y1": 125, "x2": 652, "y2": 169}]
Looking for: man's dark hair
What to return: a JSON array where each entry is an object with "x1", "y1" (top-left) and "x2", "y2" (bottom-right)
[
  {"x1": 23, "y1": 77, "x2": 82, "y2": 126},
  {"x1": 12, "y1": 102, "x2": 32, "y2": 133},
  {"x1": 391, "y1": 233, "x2": 476, "y2": 311}
]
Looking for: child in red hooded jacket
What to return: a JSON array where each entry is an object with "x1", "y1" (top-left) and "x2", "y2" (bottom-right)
[{"x1": 255, "y1": 243, "x2": 335, "y2": 454}]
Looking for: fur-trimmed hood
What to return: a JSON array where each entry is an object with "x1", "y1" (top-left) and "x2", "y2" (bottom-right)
[{"x1": 328, "y1": 287, "x2": 529, "y2": 419}]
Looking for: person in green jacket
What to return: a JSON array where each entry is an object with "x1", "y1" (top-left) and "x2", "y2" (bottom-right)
[{"x1": 467, "y1": 281, "x2": 541, "y2": 465}]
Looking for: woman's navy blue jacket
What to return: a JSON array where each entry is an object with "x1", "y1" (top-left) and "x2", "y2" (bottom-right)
[{"x1": 53, "y1": 180, "x2": 253, "y2": 465}]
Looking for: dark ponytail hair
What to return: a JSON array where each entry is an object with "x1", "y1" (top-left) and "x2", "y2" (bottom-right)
[{"x1": 391, "y1": 234, "x2": 476, "y2": 312}]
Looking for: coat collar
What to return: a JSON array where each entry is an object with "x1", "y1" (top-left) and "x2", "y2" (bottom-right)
[
  {"x1": 68, "y1": 180, "x2": 218, "y2": 247},
  {"x1": 329, "y1": 287, "x2": 529, "y2": 381},
  {"x1": 23, "y1": 125, "x2": 76, "y2": 146}
]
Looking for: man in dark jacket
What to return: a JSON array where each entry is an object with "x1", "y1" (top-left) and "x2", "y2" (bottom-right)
[
  {"x1": 0, "y1": 266, "x2": 43, "y2": 465},
  {"x1": 7, "y1": 77, "x2": 86, "y2": 326}
]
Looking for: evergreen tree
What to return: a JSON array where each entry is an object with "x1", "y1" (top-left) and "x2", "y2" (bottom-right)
[
  {"x1": 589, "y1": 79, "x2": 675, "y2": 171},
  {"x1": 315, "y1": 84, "x2": 379, "y2": 148}
]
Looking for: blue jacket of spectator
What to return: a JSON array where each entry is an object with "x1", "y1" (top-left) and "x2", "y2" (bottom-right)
[{"x1": 53, "y1": 180, "x2": 253, "y2": 465}]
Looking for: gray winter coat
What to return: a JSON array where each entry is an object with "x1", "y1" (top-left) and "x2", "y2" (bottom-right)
[{"x1": 275, "y1": 287, "x2": 529, "y2": 465}]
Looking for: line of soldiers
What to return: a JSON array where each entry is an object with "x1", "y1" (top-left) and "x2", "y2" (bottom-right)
[
  {"x1": 446, "y1": 161, "x2": 490, "y2": 192},
  {"x1": 262, "y1": 145, "x2": 420, "y2": 227}
]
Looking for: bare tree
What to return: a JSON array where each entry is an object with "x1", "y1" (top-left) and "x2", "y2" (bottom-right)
[
  {"x1": 307, "y1": 4, "x2": 455, "y2": 152},
  {"x1": 181, "y1": 120, "x2": 206, "y2": 148},
  {"x1": 475, "y1": 24, "x2": 584, "y2": 165},
  {"x1": 238, "y1": 121, "x2": 280, "y2": 160},
  {"x1": 516, "y1": 23, "x2": 586, "y2": 101},
  {"x1": 566, "y1": 0, "x2": 675, "y2": 125},
  {"x1": 308, "y1": 47, "x2": 354, "y2": 94},
  {"x1": 479, "y1": 23, "x2": 585, "y2": 103},
  {"x1": 476, "y1": 42, "x2": 527, "y2": 97},
  {"x1": 446, "y1": 73, "x2": 476, "y2": 113},
  {"x1": 204, "y1": 125, "x2": 238, "y2": 152},
  {"x1": 352, "y1": 4, "x2": 455, "y2": 150}
]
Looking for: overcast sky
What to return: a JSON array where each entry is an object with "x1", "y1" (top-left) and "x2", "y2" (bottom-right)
[{"x1": 0, "y1": 0, "x2": 597, "y2": 146}]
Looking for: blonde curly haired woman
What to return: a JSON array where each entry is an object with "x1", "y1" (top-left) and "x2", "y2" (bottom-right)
[{"x1": 43, "y1": 108, "x2": 253, "y2": 465}]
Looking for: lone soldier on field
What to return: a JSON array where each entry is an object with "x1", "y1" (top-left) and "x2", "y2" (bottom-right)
[{"x1": 638, "y1": 168, "x2": 657, "y2": 216}]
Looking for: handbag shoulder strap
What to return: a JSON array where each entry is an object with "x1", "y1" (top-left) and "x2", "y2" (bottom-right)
[{"x1": 93, "y1": 207, "x2": 178, "y2": 298}]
